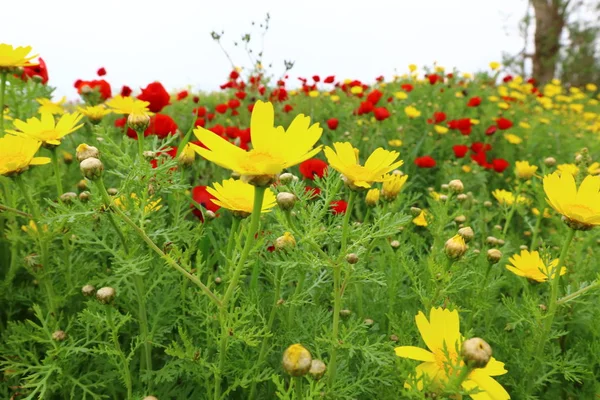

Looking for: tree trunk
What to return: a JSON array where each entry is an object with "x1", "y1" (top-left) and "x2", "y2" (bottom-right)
[{"x1": 532, "y1": 0, "x2": 567, "y2": 84}]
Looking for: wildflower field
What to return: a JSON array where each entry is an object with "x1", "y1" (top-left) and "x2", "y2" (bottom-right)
[{"x1": 1, "y1": 42, "x2": 600, "y2": 400}]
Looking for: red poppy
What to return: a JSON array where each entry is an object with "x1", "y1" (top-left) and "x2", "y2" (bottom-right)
[
  {"x1": 75, "y1": 79, "x2": 112, "y2": 100},
  {"x1": 229, "y1": 70, "x2": 240, "y2": 80},
  {"x1": 427, "y1": 74, "x2": 442, "y2": 85},
  {"x1": 312, "y1": 75, "x2": 320, "y2": 83},
  {"x1": 194, "y1": 117, "x2": 206, "y2": 128},
  {"x1": 227, "y1": 99, "x2": 240, "y2": 109},
  {"x1": 304, "y1": 186, "x2": 321, "y2": 198},
  {"x1": 283, "y1": 104, "x2": 293, "y2": 113},
  {"x1": 470, "y1": 142, "x2": 492, "y2": 153},
  {"x1": 355, "y1": 101, "x2": 374, "y2": 115},
  {"x1": 21, "y1": 57, "x2": 49, "y2": 84},
  {"x1": 367, "y1": 89, "x2": 383, "y2": 105},
  {"x1": 150, "y1": 146, "x2": 178, "y2": 169},
  {"x1": 496, "y1": 117, "x2": 513, "y2": 130},
  {"x1": 120, "y1": 85, "x2": 132, "y2": 97},
  {"x1": 191, "y1": 185, "x2": 220, "y2": 221},
  {"x1": 447, "y1": 118, "x2": 472, "y2": 135},
  {"x1": 192, "y1": 96, "x2": 200, "y2": 103},
  {"x1": 471, "y1": 151, "x2": 491, "y2": 169},
  {"x1": 97, "y1": 67, "x2": 106, "y2": 77},
  {"x1": 327, "y1": 118, "x2": 339, "y2": 130},
  {"x1": 414, "y1": 156, "x2": 436, "y2": 168},
  {"x1": 215, "y1": 104, "x2": 228, "y2": 114},
  {"x1": 373, "y1": 107, "x2": 391, "y2": 121},
  {"x1": 193, "y1": 106, "x2": 207, "y2": 117},
  {"x1": 401, "y1": 83, "x2": 414, "y2": 92},
  {"x1": 330, "y1": 200, "x2": 348, "y2": 215},
  {"x1": 492, "y1": 159, "x2": 509, "y2": 173},
  {"x1": 138, "y1": 82, "x2": 170, "y2": 113},
  {"x1": 485, "y1": 125, "x2": 497, "y2": 136},
  {"x1": 299, "y1": 159, "x2": 328, "y2": 180},
  {"x1": 235, "y1": 91, "x2": 247, "y2": 100},
  {"x1": 324, "y1": 75, "x2": 335, "y2": 84},
  {"x1": 503, "y1": 75, "x2": 513, "y2": 83},
  {"x1": 115, "y1": 117, "x2": 126, "y2": 128},
  {"x1": 177, "y1": 91, "x2": 188, "y2": 100},
  {"x1": 467, "y1": 96, "x2": 481, "y2": 107},
  {"x1": 452, "y1": 145, "x2": 469, "y2": 158}
]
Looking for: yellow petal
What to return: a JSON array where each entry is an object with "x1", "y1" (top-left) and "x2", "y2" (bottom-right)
[{"x1": 394, "y1": 346, "x2": 435, "y2": 362}]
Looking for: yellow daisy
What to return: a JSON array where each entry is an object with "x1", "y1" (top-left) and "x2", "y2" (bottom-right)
[
  {"x1": 0, "y1": 135, "x2": 50, "y2": 176},
  {"x1": 381, "y1": 173, "x2": 408, "y2": 201},
  {"x1": 395, "y1": 307, "x2": 509, "y2": 399},
  {"x1": 506, "y1": 250, "x2": 565, "y2": 282},
  {"x1": 504, "y1": 133, "x2": 522, "y2": 144},
  {"x1": 324, "y1": 142, "x2": 403, "y2": 189},
  {"x1": 36, "y1": 97, "x2": 67, "y2": 115},
  {"x1": 412, "y1": 210, "x2": 429, "y2": 227},
  {"x1": 6, "y1": 112, "x2": 83, "y2": 147},
  {"x1": 492, "y1": 189, "x2": 529, "y2": 206},
  {"x1": 191, "y1": 101, "x2": 323, "y2": 183},
  {"x1": 543, "y1": 172, "x2": 600, "y2": 229},
  {"x1": 207, "y1": 179, "x2": 276, "y2": 215},
  {"x1": 0, "y1": 44, "x2": 38, "y2": 69},
  {"x1": 514, "y1": 161, "x2": 538, "y2": 180},
  {"x1": 77, "y1": 105, "x2": 112, "y2": 123},
  {"x1": 557, "y1": 163, "x2": 579, "y2": 176},
  {"x1": 106, "y1": 96, "x2": 152, "y2": 115}
]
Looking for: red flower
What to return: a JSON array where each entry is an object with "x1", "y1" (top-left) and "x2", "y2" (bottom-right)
[
  {"x1": 115, "y1": 117, "x2": 126, "y2": 128},
  {"x1": 373, "y1": 107, "x2": 391, "y2": 121},
  {"x1": 125, "y1": 114, "x2": 178, "y2": 139},
  {"x1": 150, "y1": 146, "x2": 178, "y2": 169},
  {"x1": 467, "y1": 96, "x2": 481, "y2": 107},
  {"x1": 299, "y1": 159, "x2": 328, "y2": 180},
  {"x1": 227, "y1": 99, "x2": 240, "y2": 109},
  {"x1": 194, "y1": 117, "x2": 206, "y2": 128},
  {"x1": 327, "y1": 118, "x2": 339, "y2": 130},
  {"x1": 471, "y1": 151, "x2": 491, "y2": 168},
  {"x1": 492, "y1": 158, "x2": 510, "y2": 173},
  {"x1": 330, "y1": 200, "x2": 348, "y2": 215},
  {"x1": 235, "y1": 91, "x2": 247, "y2": 100},
  {"x1": 191, "y1": 185, "x2": 220, "y2": 221},
  {"x1": 496, "y1": 117, "x2": 513, "y2": 130},
  {"x1": 433, "y1": 111, "x2": 447, "y2": 124},
  {"x1": 448, "y1": 118, "x2": 472, "y2": 135},
  {"x1": 229, "y1": 70, "x2": 240, "y2": 80},
  {"x1": 367, "y1": 89, "x2": 383, "y2": 105},
  {"x1": 312, "y1": 75, "x2": 320, "y2": 83},
  {"x1": 485, "y1": 125, "x2": 497, "y2": 136},
  {"x1": 414, "y1": 156, "x2": 436, "y2": 168},
  {"x1": 304, "y1": 186, "x2": 321, "y2": 198},
  {"x1": 97, "y1": 67, "x2": 106, "y2": 77},
  {"x1": 177, "y1": 90, "x2": 188, "y2": 100},
  {"x1": 355, "y1": 101, "x2": 374, "y2": 115},
  {"x1": 215, "y1": 104, "x2": 228, "y2": 114},
  {"x1": 401, "y1": 83, "x2": 414, "y2": 92},
  {"x1": 21, "y1": 58, "x2": 49, "y2": 84},
  {"x1": 193, "y1": 96, "x2": 200, "y2": 103},
  {"x1": 452, "y1": 145, "x2": 469, "y2": 158},
  {"x1": 75, "y1": 79, "x2": 112, "y2": 100},
  {"x1": 137, "y1": 82, "x2": 170, "y2": 113},
  {"x1": 427, "y1": 74, "x2": 442, "y2": 85},
  {"x1": 120, "y1": 85, "x2": 132, "y2": 97},
  {"x1": 283, "y1": 104, "x2": 293, "y2": 113},
  {"x1": 324, "y1": 75, "x2": 335, "y2": 84},
  {"x1": 503, "y1": 75, "x2": 513, "y2": 83},
  {"x1": 193, "y1": 106, "x2": 207, "y2": 117},
  {"x1": 470, "y1": 142, "x2": 492, "y2": 153}
]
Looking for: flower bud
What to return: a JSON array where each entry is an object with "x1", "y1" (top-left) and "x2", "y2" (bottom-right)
[
  {"x1": 107, "y1": 188, "x2": 118, "y2": 196},
  {"x1": 309, "y1": 359, "x2": 327, "y2": 380},
  {"x1": 214, "y1": 277, "x2": 222, "y2": 284},
  {"x1": 485, "y1": 236, "x2": 498, "y2": 245},
  {"x1": 241, "y1": 174, "x2": 277, "y2": 187},
  {"x1": 52, "y1": 330, "x2": 67, "y2": 342},
  {"x1": 81, "y1": 284, "x2": 96, "y2": 296},
  {"x1": 63, "y1": 152, "x2": 74, "y2": 165},
  {"x1": 544, "y1": 157, "x2": 556, "y2": 167},
  {"x1": 80, "y1": 157, "x2": 104, "y2": 180},
  {"x1": 486, "y1": 249, "x2": 502, "y2": 264},
  {"x1": 410, "y1": 207, "x2": 422, "y2": 216},
  {"x1": 96, "y1": 286, "x2": 116, "y2": 304},
  {"x1": 365, "y1": 188, "x2": 380, "y2": 207},
  {"x1": 448, "y1": 179, "x2": 464, "y2": 193},
  {"x1": 277, "y1": 192, "x2": 297, "y2": 211},
  {"x1": 390, "y1": 240, "x2": 400, "y2": 249},
  {"x1": 441, "y1": 183, "x2": 449, "y2": 192},
  {"x1": 457, "y1": 193, "x2": 468, "y2": 202},
  {"x1": 282, "y1": 344, "x2": 312, "y2": 376},
  {"x1": 457, "y1": 227, "x2": 474, "y2": 242},
  {"x1": 278, "y1": 172, "x2": 298, "y2": 185},
  {"x1": 445, "y1": 234, "x2": 467, "y2": 259},
  {"x1": 483, "y1": 201, "x2": 492, "y2": 208},
  {"x1": 205, "y1": 210, "x2": 216, "y2": 221},
  {"x1": 143, "y1": 397, "x2": 158, "y2": 400},
  {"x1": 519, "y1": 245, "x2": 528, "y2": 250},
  {"x1": 78, "y1": 191, "x2": 90, "y2": 202},
  {"x1": 461, "y1": 337, "x2": 492, "y2": 368},
  {"x1": 77, "y1": 179, "x2": 88, "y2": 191},
  {"x1": 382, "y1": 174, "x2": 408, "y2": 201},
  {"x1": 454, "y1": 215, "x2": 466, "y2": 224},
  {"x1": 127, "y1": 112, "x2": 150, "y2": 133},
  {"x1": 60, "y1": 192, "x2": 77, "y2": 204},
  {"x1": 439, "y1": 194, "x2": 448, "y2": 201},
  {"x1": 346, "y1": 253, "x2": 359, "y2": 264},
  {"x1": 340, "y1": 309, "x2": 352, "y2": 318},
  {"x1": 275, "y1": 232, "x2": 296, "y2": 251},
  {"x1": 76, "y1": 144, "x2": 100, "y2": 162},
  {"x1": 178, "y1": 143, "x2": 195, "y2": 167}
]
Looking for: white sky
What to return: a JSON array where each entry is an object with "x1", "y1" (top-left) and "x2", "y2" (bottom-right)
[{"x1": 3, "y1": 0, "x2": 528, "y2": 99}]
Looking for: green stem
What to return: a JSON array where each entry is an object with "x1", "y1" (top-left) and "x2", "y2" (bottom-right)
[
  {"x1": 328, "y1": 264, "x2": 342, "y2": 388},
  {"x1": 136, "y1": 130, "x2": 145, "y2": 161},
  {"x1": 557, "y1": 280, "x2": 599, "y2": 305},
  {"x1": 341, "y1": 191, "x2": 357, "y2": 254},
  {"x1": 50, "y1": 148, "x2": 64, "y2": 197},
  {"x1": 530, "y1": 212, "x2": 543, "y2": 250},
  {"x1": 214, "y1": 186, "x2": 267, "y2": 400},
  {"x1": 133, "y1": 274, "x2": 153, "y2": 381},
  {"x1": 0, "y1": 72, "x2": 6, "y2": 135},
  {"x1": 95, "y1": 179, "x2": 130, "y2": 253},
  {"x1": 107, "y1": 306, "x2": 133, "y2": 400},
  {"x1": 287, "y1": 272, "x2": 306, "y2": 327},
  {"x1": 294, "y1": 376, "x2": 304, "y2": 400},
  {"x1": 225, "y1": 217, "x2": 241, "y2": 263},
  {"x1": 0, "y1": 203, "x2": 32, "y2": 218},
  {"x1": 502, "y1": 182, "x2": 523, "y2": 237}
]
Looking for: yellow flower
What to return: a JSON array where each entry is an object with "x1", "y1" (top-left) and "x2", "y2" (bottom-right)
[
  {"x1": 470, "y1": 119, "x2": 479, "y2": 125},
  {"x1": 408, "y1": 64, "x2": 417, "y2": 72},
  {"x1": 308, "y1": 90, "x2": 319, "y2": 98},
  {"x1": 3, "y1": 108, "x2": 12, "y2": 121},
  {"x1": 539, "y1": 118, "x2": 550, "y2": 124},
  {"x1": 434, "y1": 125, "x2": 448, "y2": 134},
  {"x1": 114, "y1": 193, "x2": 162, "y2": 213},
  {"x1": 0, "y1": 135, "x2": 50, "y2": 176},
  {"x1": 588, "y1": 162, "x2": 600, "y2": 175},
  {"x1": 489, "y1": 61, "x2": 501, "y2": 70},
  {"x1": 519, "y1": 121, "x2": 531, "y2": 129},
  {"x1": 330, "y1": 95, "x2": 340, "y2": 102},
  {"x1": 365, "y1": 188, "x2": 380, "y2": 207},
  {"x1": 381, "y1": 174, "x2": 408, "y2": 201},
  {"x1": 394, "y1": 91, "x2": 408, "y2": 100},
  {"x1": 178, "y1": 142, "x2": 196, "y2": 165},
  {"x1": 350, "y1": 86, "x2": 363, "y2": 95},
  {"x1": 412, "y1": 210, "x2": 429, "y2": 226},
  {"x1": 543, "y1": 172, "x2": 600, "y2": 228},
  {"x1": 492, "y1": 189, "x2": 528, "y2": 206},
  {"x1": 324, "y1": 142, "x2": 403, "y2": 189},
  {"x1": 207, "y1": 178, "x2": 276, "y2": 214},
  {"x1": 455, "y1": 91, "x2": 464, "y2": 98},
  {"x1": 0, "y1": 44, "x2": 38, "y2": 69},
  {"x1": 514, "y1": 161, "x2": 538, "y2": 180},
  {"x1": 395, "y1": 307, "x2": 509, "y2": 399},
  {"x1": 435, "y1": 65, "x2": 445, "y2": 73},
  {"x1": 6, "y1": 112, "x2": 83, "y2": 147},
  {"x1": 21, "y1": 220, "x2": 48, "y2": 234},
  {"x1": 506, "y1": 250, "x2": 565, "y2": 282},
  {"x1": 388, "y1": 139, "x2": 403, "y2": 147},
  {"x1": 462, "y1": 72, "x2": 473, "y2": 79},
  {"x1": 498, "y1": 102, "x2": 510, "y2": 110},
  {"x1": 504, "y1": 133, "x2": 522, "y2": 144},
  {"x1": 586, "y1": 83, "x2": 597, "y2": 92},
  {"x1": 36, "y1": 97, "x2": 67, "y2": 115},
  {"x1": 191, "y1": 101, "x2": 322, "y2": 181},
  {"x1": 532, "y1": 207, "x2": 552, "y2": 218},
  {"x1": 462, "y1": 165, "x2": 472, "y2": 173},
  {"x1": 77, "y1": 105, "x2": 112, "y2": 122},
  {"x1": 404, "y1": 106, "x2": 421, "y2": 118},
  {"x1": 106, "y1": 96, "x2": 152, "y2": 115},
  {"x1": 557, "y1": 163, "x2": 579, "y2": 176}
]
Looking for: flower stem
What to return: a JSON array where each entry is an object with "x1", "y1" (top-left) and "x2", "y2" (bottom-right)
[
  {"x1": 530, "y1": 211, "x2": 543, "y2": 250},
  {"x1": 0, "y1": 203, "x2": 32, "y2": 218},
  {"x1": 136, "y1": 130, "x2": 145, "y2": 161},
  {"x1": 0, "y1": 72, "x2": 6, "y2": 135},
  {"x1": 294, "y1": 376, "x2": 304, "y2": 400},
  {"x1": 106, "y1": 305, "x2": 133, "y2": 400},
  {"x1": 225, "y1": 217, "x2": 241, "y2": 263},
  {"x1": 95, "y1": 179, "x2": 129, "y2": 253},
  {"x1": 341, "y1": 191, "x2": 356, "y2": 254},
  {"x1": 214, "y1": 186, "x2": 266, "y2": 400},
  {"x1": 50, "y1": 148, "x2": 64, "y2": 197},
  {"x1": 557, "y1": 280, "x2": 599, "y2": 305},
  {"x1": 133, "y1": 274, "x2": 153, "y2": 381}
]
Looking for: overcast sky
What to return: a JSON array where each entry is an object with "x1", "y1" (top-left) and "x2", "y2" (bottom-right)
[{"x1": 3, "y1": 0, "x2": 528, "y2": 99}]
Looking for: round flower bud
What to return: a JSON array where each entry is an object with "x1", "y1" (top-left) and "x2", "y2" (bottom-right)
[
  {"x1": 483, "y1": 201, "x2": 492, "y2": 208},
  {"x1": 519, "y1": 245, "x2": 528, "y2": 250},
  {"x1": 60, "y1": 192, "x2": 77, "y2": 204},
  {"x1": 461, "y1": 337, "x2": 492, "y2": 368},
  {"x1": 448, "y1": 179, "x2": 464, "y2": 193},
  {"x1": 390, "y1": 240, "x2": 400, "y2": 249},
  {"x1": 143, "y1": 397, "x2": 158, "y2": 400},
  {"x1": 81, "y1": 284, "x2": 96, "y2": 296},
  {"x1": 63, "y1": 152, "x2": 74, "y2": 165},
  {"x1": 205, "y1": 210, "x2": 216, "y2": 221},
  {"x1": 445, "y1": 234, "x2": 467, "y2": 259},
  {"x1": 309, "y1": 359, "x2": 327, "y2": 380},
  {"x1": 346, "y1": 253, "x2": 359, "y2": 264},
  {"x1": 80, "y1": 157, "x2": 104, "y2": 180},
  {"x1": 76, "y1": 144, "x2": 100, "y2": 162},
  {"x1": 96, "y1": 286, "x2": 116, "y2": 304},
  {"x1": 365, "y1": 188, "x2": 380, "y2": 207},
  {"x1": 52, "y1": 330, "x2": 67, "y2": 342},
  {"x1": 76, "y1": 179, "x2": 88, "y2": 191},
  {"x1": 282, "y1": 344, "x2": 312, "y2": 377},
  {"x1": 496, "y1": 239, "x2": 505, "y2": 246},
  {"x1": 275, "y1": 232, "x2": 296, "y2": 251},
  {"x1": 485, "y1": 236, "x2": 498, "y2": 246},
  {"x1": 390, "y1": 334, "x2": 399, "y2": 342},
  {"x1": 107, "y1": 188, "x2": 118, "y2": 196},
  {"x1": 486, "y1": 249, "x2": 502, "y2": 264},
  {"x1": 456, "y1": 193, "x2": 468, "y2": 202},
  {"x1": 214, "y1": 277, "x2": 222, "y2": 284},
  {"x1": 441, "y1": 184, "x2": 449, "y2": 192},
  {"x1": 457, "y1": 227, "x2": 474, "y2": 243},
  {"x1": 277, "y1": 192, "x2": 297, "y2": 211},
  {"x1": 127, "y1": 112, "x2": 150, "y2": 133},
  {"x1": 143, "y1": 151, "x2": 156, "y2": 160},
  {"x1": 279, "y1": 173, "x2": 298, "y2": 185},
  {"x1": 439, "y1": 194, "x2": 448, "y2": 201},
  {"x1": 454, "y1": 215, "x2": 467, "y2": 224},
  {"x1": 364, "y1": 318, "x2": 374, "y2": 326},
  {"x1": 410, "y1": 207, "x2": 422, "y2": 216},
  {"x1": 339, "y1": 309, "x2": 352, "y2": 318},
  {"x1": 544, "y1": 157, "x2": 556, "y2": 167}
]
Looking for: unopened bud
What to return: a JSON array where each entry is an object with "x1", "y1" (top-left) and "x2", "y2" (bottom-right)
[
  {"x1": 205, "y1": 210, "x2": 216, "y2": 221},
  {"x1": 457, "y1": 227, "x2": 474, "y2": 242},
  {"x1": 483, "y1": 201, "x2": 492, "y2": 208},
  {"x1": 439, "y1": 194, "x2": 448, "y2": 201},
  {"x1": 107, "y1": 188, "x2": 118, "y2": 196},
  {"x1": 544, "y1": 157, "x2": 556, "y2": 167},
  {"x1": 143, "y1": 151, "x2": 156, "y2": 159},
  {"x1": 275, "y1": 232, "x2": 296, "y2": 251},
  {"x1": 309, "y1": 359, "x2": 327, "y2": 380},
  {"x1": 277, "y1": 192, "x2": 297, "y2": 211},
  {"x1": 390, "y1": 334, "x2": 399, "y2": 342},
  {"x1": 143, "y1": 397, "x2": 158, "y2": 400},
  {"x1": 445, "y1": 234, "x2": 467, "y2": 259},
  {"x1": 448, "y1": 179, "x2": 464, "y2": 193},
  {"x1": 365, "y1": 188, "x2": 380, "y2": 207},
  {"x1": 461, "y1": 338, "x2": 492, "y2": 368},
  {"x1": 63, "y1": 152, "x2": 74, "y2": 165},
  {"x1": 282, "y1": 344, "x2": 312, "y2": 377},
  {"x1": 76, "y1": 144, "x2": 100, "y2": 162},
  {"x1": 410, "y1": 207, "x2": 422, "y2": 216},
  {"x1": 77, "y1": 179, "x2": 88, "y2": 191},
  {"x1": 390, "y1": 240, "x2": 400, "y2": 249},
  {"x1": 346, "y1": 253, "x2": 359, "y2": 264},
  {"x1": 339, "y1": 309, "x2": 352, "y2": 317},
  {"x1": 81, "y1": 284, "x2": 96, "y2": 296},
  {"x1": 278, "y1": 172, "x2": 298, "y2": 185},
  {"x1": 487, "y1": 249, "x2": 502, "y2": 264},
  {"x1": 486, "y1": 236, "x2": 498, "y2": 245},
  {"x1": 52, "y1": 330, "x2": 67, "y2": 342},
  {"x1": 454, "y1": 215, "x2": 466, "y2": 224},
  {"x1": 441, "y1": 184, "x2": 449, "y2": 192},
  {"x1": 457, "y1": 193, "x2": 468, "y2": 202},
  {"x1": 519, "y1": 245, "x2": 528, "y2": 250},
  {"x1": 79, "y1": 157, "x2": 104, "y2": 180},
  {"x1": 60, "y1": 192, "x2": 77, "y2": 204},
  {"x1": 214, "y1": 277, "x2": 222, "y2": 284},
  {"x1": 127, "y1": 112, "x2": 150, "y2": 133},
  {"x1": 96, "y1": 286, "x2": 116, "y2": 304}
]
